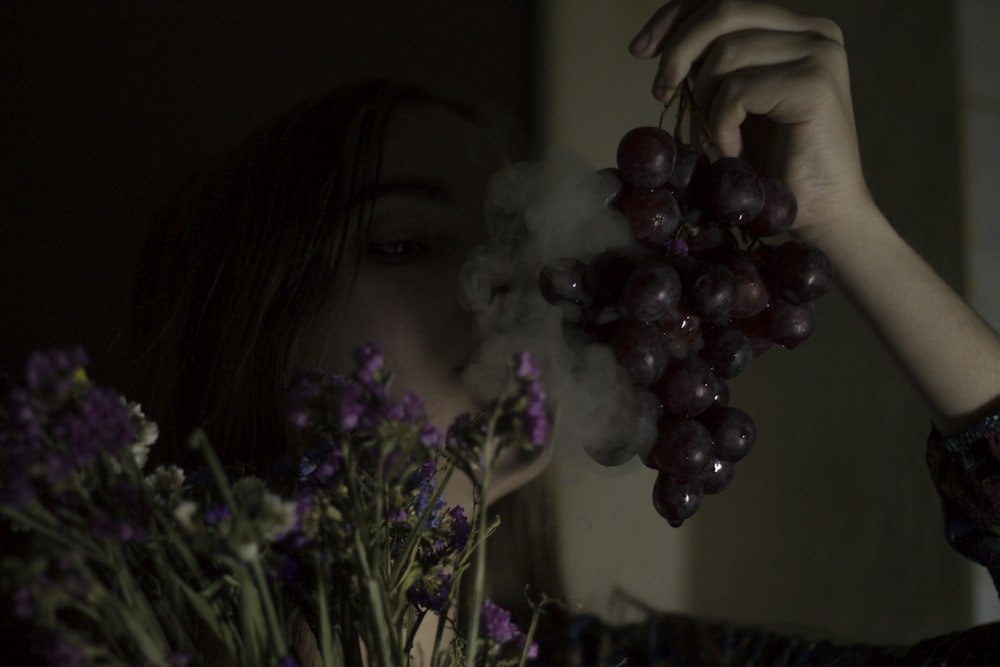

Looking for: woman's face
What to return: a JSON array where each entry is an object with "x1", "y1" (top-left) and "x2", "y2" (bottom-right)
[{"x1": 304, "y1": 102, "x2": 502, "y2": 430}]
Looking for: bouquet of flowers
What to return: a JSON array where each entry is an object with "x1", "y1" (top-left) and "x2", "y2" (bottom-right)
[{"x1": 0, "y1": 344, "x2": 553, "y2": 666}]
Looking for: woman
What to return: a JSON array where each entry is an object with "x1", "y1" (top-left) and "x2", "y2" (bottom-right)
[{"x1": 125, "y1": 0, "x2": 1000, "y2": 663}]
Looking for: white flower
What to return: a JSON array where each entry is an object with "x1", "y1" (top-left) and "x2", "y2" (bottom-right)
[
  {"x1": 234, "y1": 538, "x2": 260, "y2": 563},
  {"x1": 127, "y1": 402, "x2": 159, "y2": 470},
  {"x1": 259, "y1": 493, "x2": 297, "y2": 542},
  {"x1": 146, "y1": 464, "x2": 186, "y2": 496},
  {"x1": 232, "y1": 476, "x2": 297, "y2": 542},
  {"x1": 173, "y1": 500, "x2": 198, "y2": 533}
]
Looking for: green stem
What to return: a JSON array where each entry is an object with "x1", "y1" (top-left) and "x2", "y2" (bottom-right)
[
  {"x1": 251, "y1": 557, "x2": 288, "y2": 658},
  {"x1": 463, "y1": 415, "x2": 499, "y2": 667},
  {"x1": 355, "y1": 531, "x2": 395, "y2": 667}
]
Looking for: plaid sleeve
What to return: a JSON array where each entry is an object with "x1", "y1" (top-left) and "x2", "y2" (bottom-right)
[{"x1": 925, "y1": 410, "x2": 1000, "y2": 594}]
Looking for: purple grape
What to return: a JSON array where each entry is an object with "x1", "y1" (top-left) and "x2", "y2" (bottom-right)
[
  {"x1": 616, "y1": 126, "x2": 677, "y2": 189},
  {"x1": 539, "y1": 258, "x2": 588, "y2": 305},
  {"x1": 709, "y1": 373, "x2": 730, "y2": 408},
  {"x1": 652, "y1": 472, "x2": 703, "y2": 527},
  {"x1": 584, "y1": 250, "x2": 635, "y2": 307},
  {"x1": 699, "y1": 157, "x2": 765, "y2": 225},
  {"x1": 701, "y1": 457, "x2": 735, "y2": 494},
  {"x1": 608, "y1": 319, "x2": 670, "y2": 386},
  {"x1": 722, "y1": 248, "x2": 770, "y2": 319},
  {"x1": 701, "y1": 405, "x2": 756, "y2": 463},
  {"x1": 733, "y1": 310, "x2": 774, "y2": 358},
  {"x1": 578, "y1": 167, "x2": 625, "y2": 209},
  {"x1": 679, "y1": 219, "x2": 738, "y2": 260},
  {"x1": 666, "y1": 142, "x2": 709, "y2": 196},
  {"x1": 700, "y1": 326, "x2": 753, "y2": 379},
  {"x1": 619, "y1": 260, "x2": 682, "y2": 322},
  {"x1": 617, "y1": 185, "x2": 681, "y2": 249},
  {"x1": 767, "y1": 298, "x2": 818, "y2": 349},
  {"x1": 748, "y1": 176, "x2": 798, "y2": 237},
  {"x1": 653, "y1": 418, "x2": 713, "y2": 476},
  {"x1": 657, "y1": 306, "x2": 701, "y2": 344},
  {"x1": 655, "y1": 357, "x2": 717, "y2": 418},
  {"x1": 681, "y1": 261, "x2": 737, "y2": 325},
  {"x1": 767, "y1": 240, "x2": 833, "y2": 305}
]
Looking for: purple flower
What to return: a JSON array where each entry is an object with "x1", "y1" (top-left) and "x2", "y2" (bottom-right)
[
  {"x1": 480, "y1": 598, "x2": 519, "y2": 644},
  {"x1": 480, "y1": 599, "x2": 539, "y2": 660},
  {"x1": 523, "y1": 379, "x2": 549, "y2": 447},
  {"x1": 204, "y1": 504, "x2": 230, "y2": 525},
  {"x1": 414, "y1": 474, "x2": 444, "y2": 530},
  {"x1": 667, "y1": 237, "x2": 690, "y2": 258},
  {"x1": 513, "y1": 351, "x2": 540, "y2": 381},
  {"x1": 448, "y1": 506, "x2": 471, "y2": 552},
  {"x1": 419, "y1": 424, "x2": 442, "y2": 449},
  {"x1": 407, "y1": 570, "x2": 452, "y2": 612},
  {"x1": 24, "y1": 347, "x2": 88, "y2": 397},
  {"x1": 277, "y1": 656, "x2": 300, "y2": 667},
  {"x1": 51, "y1": 385, "x2": 135, "y2": 466},
  {"x1": 385, "y1": 391, "x2": 425, "y2": 423}
]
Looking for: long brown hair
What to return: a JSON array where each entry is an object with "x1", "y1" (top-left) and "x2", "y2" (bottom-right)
[{"x1": 125, "y1": 78, "x2": 564, "y2": 633}]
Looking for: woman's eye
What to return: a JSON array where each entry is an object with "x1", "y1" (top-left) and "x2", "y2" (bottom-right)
[{"x1": 367, "y1": 239, "x2": 428, "y2": 262}]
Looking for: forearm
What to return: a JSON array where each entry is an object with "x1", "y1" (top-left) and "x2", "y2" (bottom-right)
[{"x1": 796, "y1": 202, "x2": 1000, "y2": 436}]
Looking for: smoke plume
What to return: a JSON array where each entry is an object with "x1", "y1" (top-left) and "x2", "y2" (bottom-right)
[{"x1": 458, "y1": 150, "x2": 657, "y2": 467}]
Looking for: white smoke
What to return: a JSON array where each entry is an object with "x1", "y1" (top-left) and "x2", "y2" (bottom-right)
[{"x1": 458, "y1": 149, "x2": 657, "y2": 467}]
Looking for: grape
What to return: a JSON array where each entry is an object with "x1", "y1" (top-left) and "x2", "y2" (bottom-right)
[
  {"x1": 666, "y1": 142, "x2": 709, "y2": 196},
  {"x1": 723, "y1": 249, "x2": 770, "y2": 319},
  {"x1": 619, "y1": 259, "x2": 682, "y2": 322},
  {"x1": 578, "y1": 166, "x2": 624, "y2": 209},
  {"x1": 652, "y1": 472, "x2": 703, "y2": 527},
  {"x1": 538, "y1": 118, "x2": 832, "y2": 527},
  {"x1": 656, "y1": 306, "x2": 701, "y2": 345},
  {"x1": 584, "y1": 250, "x2": 635, "y2": 307},
  {"x1": 539, "y1": 258, "x2": 588, "y2": 305},
  {"x1": 652, "y1": 418, "x2": 713, "y2": 476},
  {"x1": 607, "y1": 319, "x2": 669, "y2": 386},
  {"x1": 616, "y1": 126, "x2": 677, "y2": 189},
  {"x1": 748, "y1": 176, "x2": 797, "y2": 237},
  {"x1": 733, "y1": 310, "x2": 774, "y2": 358},
  {"x1": 679, "y1": 219, "x2": 738, "y2": 260},
  {"x1": 767, "y1": 241, "x2": 834, "y2": 305},
  {"x1": 656, "y1": 357, "x2": 717, "y2": 418},
  {"x1": 767, "y1": 298, "x2": 818, "y2": 349},
  {"x1": 701, "y1": 405, "x2": 756, "y2": 463},
  {"x1": 701, "y1": 457, "x2": 735, "y2": 494},
  {"x1": 681, "y1": 261, "x2": 737, "y2": 324},
  {"x1": 699, "y1": 157, "x2": 765, "y2": 225},
  {"x1": 709, "y1": 373, "x2": 730, "y2": 408},
  {"x1": 700, "y1": 326, "x2": 752, "y2": 379},
  {"x1": 617, "y1": 185, "x2": 681, "y2": 249}
]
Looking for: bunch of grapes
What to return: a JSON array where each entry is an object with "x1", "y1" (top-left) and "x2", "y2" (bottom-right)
[{"x1": 539, "y1": 101, "x2": 833, "y2": 527}]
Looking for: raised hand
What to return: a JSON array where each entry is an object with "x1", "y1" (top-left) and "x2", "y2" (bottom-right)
[{"x1": 629, "y1": 0, "x2": 873, "y2": 241}]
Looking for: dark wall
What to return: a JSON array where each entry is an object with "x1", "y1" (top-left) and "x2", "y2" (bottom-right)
[{"x1": 0, "y1": 1, "x2": 536, "y2": 386}]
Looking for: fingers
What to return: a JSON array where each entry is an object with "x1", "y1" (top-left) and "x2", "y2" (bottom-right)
[
  {"x1": 631, "y1": 0, "x2": 844, "y2": 102},
  {"x1": 629, "y1": 1, "x2": 685, "y2": 57},
  {"x1": 690, "y1": 29, "x2": 844, "y2": 124}
]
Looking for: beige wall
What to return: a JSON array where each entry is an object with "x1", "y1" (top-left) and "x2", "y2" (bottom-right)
[{"x1": 541, "y1": 0, "x2": 972, "y2": 644}]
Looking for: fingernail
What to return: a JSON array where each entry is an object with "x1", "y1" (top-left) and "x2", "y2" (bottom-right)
[
  {"x1": 653, "y1": 74, "x2": 666, "y2": 99},
  {"x1": 630, "y1": 32, "x2": 649, "y2": 53}
]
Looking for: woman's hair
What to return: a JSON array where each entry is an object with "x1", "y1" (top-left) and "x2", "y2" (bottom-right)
[{"x1": 125, "y1": 78, "x2": 563, "y2": 629}]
